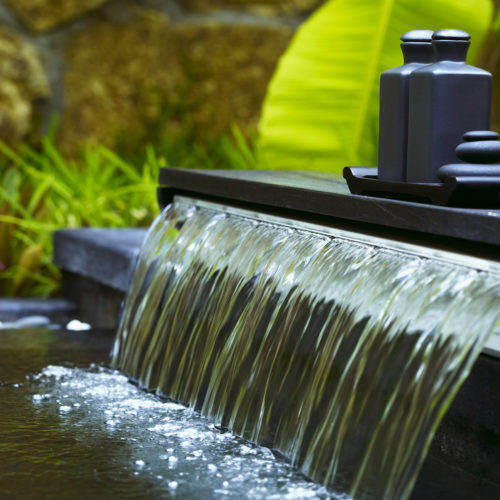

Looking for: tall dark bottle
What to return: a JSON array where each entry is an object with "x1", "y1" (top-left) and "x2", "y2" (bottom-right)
[
  {"x1": 406, "y1": 29, "x2": 492, "y2": 183},
  {"x1": 378, "y1": 30, "x2": 433, "y2": 182}
]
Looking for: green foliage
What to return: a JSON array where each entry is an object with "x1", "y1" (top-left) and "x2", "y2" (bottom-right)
[
  {"x1": 494, "y1": 10, "x2": 500, "y2": 36},
  {"x1": 114, "y1": 84, "x2": 262, "y2": 171},
  {"x1": 0, "y1": 136, "x2": 163, "y2": 297},
  {"x1": 119, "y1": 124, "x2": 262, "y2": 171},
  {"x1": 0, "y1": 119, "x2": 260, "y2": 297},
  {"x1": 259, "y1": 0, "x2": 494, "y2": 172}
]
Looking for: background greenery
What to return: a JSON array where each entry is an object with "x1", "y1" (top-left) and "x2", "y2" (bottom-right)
[
  {"x1": 1, "y1": 0, "x2": 499, "y2": 297},
  {"x1": 258, "y1": 0, "x2": 496, "y2": 171},
  {"x1": 0, "y1": 135, "x2": 160, "y2": 297},
  {"x1": 0, "y1": 124, "x2": 259, "y2": 297}
]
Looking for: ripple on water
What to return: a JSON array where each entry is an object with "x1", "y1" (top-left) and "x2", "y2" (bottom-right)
[{"x1": 16, "y1": 364, "x2": 338, "y2": 499}]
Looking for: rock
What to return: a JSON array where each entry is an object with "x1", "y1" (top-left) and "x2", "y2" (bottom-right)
[
  {"x1": 437, "y1": 163, "x2": 500, "y2": 180},
  {"x1": 0, "y1": 26, "x2": 50, "y2": 143},
  {"x1": 180, "y1": 0, "x2": 325, "y2": 16},
  {"x1": 58, "y1": 10, "x2": 292, "y2": 154},
  {"x1": 462, "y1": 130, "x2": 499, "y2": 142},
  {"x1": 4, "y1": 0, "x2": 112, "y2": 32},
  {"x1": 455, "y1": 140, "x2": 500, "y2": 163}
]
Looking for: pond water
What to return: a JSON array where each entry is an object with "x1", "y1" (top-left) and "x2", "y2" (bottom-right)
[{"x1": 0, "y1": 328, "x2": 333, "y2": 499}]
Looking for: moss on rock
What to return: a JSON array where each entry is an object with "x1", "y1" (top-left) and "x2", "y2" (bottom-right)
[
  {"x1": 180, "y1": 0, "x2": 324, "y2": 16},
  {"x1": 4, "y1": 0, "x2": 112, "y2": 32},
  {"x1": 59, "y1": 9, "x2": 292, "y2": 154},
  {"x1": 0, "y1": 26, "x2": 50, "y2": 143}
]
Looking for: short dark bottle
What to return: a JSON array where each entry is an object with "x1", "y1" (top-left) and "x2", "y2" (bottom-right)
[
  {"x1": 378, "y1": 30, "x2": 433, "y2": 182},
  {"x1": 406, "y1": 29, "x2": 492, "y2": 183}
]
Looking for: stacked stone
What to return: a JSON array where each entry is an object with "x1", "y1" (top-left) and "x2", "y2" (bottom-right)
[
  {"x1": 437, "y1": 130, "x2": 500, "y2": 180},
  {"x1": 0, "y1": 0, "x2": 323, "y2": 151}
]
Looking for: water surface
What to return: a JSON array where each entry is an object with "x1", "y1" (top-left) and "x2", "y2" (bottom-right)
[{"x1": 0, "y1": 328, "x2": 331, "y2": 499}]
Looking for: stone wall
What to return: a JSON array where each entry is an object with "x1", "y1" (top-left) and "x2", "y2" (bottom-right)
[{"x1": 0, "y1": 0, "x2": 324, "y2": 153}]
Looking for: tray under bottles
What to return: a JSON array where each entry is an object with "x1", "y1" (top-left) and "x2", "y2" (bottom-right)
[{"x1": 343, "y1": 167, "x2": 500, "y2": 207}]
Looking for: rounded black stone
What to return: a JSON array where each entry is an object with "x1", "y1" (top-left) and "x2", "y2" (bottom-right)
[
  {"x1": 463, "y1": 130, "x2": 499, "y2": 142},
  {"x1": 401, "y1": 30, "x2": 433, "y2": 43},
  {"x1": 438, "y1": 163, "x2": 500, "y2": 181},
  {"x1": 432, "y1": 29, "x2": 470, "y2": 41},
  {"x1": 455, "y1": 141, "x2": 500, "y2": 163}
]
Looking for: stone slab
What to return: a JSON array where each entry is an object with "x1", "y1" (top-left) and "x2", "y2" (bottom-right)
[
  {"x1": 53, "y1": 228, "x2": 146, "y2": 292},
  {"x1": 158, "y1": 168, "x2": 500, "y2": 250},
  {"x1": 0, "y1": 298, "x2": 76, "y2": 322}
]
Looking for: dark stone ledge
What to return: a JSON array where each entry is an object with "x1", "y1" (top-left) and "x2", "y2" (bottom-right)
[
  {"x1": 54, "y1": 228, "x2": 146, "y2": 292},
  {"x1": 53, "y1": 228, "x2": 146, "y2": 328},
  {"x1": 0, "y1": 298, "x2": 76, "y2": 322},
  {"x1": 158, "y1": 169, "x2": 500, "y2": 251}
]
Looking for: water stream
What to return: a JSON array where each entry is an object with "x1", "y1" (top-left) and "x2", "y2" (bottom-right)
[{"x1": 112, "y1": 199, "x2": 500, "y2": 499}]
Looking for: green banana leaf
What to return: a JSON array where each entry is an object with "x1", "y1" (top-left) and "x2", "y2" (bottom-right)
[{"x1": 258, "y1": 0, "x2": 493, "y2": 172}]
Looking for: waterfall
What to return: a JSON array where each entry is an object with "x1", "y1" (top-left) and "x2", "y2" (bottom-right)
[{"x1": 112, "y1": 198, "x2": 500, "y2": 499}]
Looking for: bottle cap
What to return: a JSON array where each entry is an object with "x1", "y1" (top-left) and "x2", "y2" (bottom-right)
[
  {"x1": 432, "y1": 29, "x2": 470, "y2": 41},
  {"x1": 401, "y1": 30, "x2": 433, "y2": 43}
]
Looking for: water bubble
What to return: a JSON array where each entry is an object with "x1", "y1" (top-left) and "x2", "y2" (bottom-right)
[
  {"x1": 208, "y1": 464, "x2": 217, "y2": 472},
  {"x1": 260, "y1": 447, "x2": 275, "y2": 460},
  {"x1": 32, "y1": 394, "x2": 49, "y2": 403},
  {"x1": 168, "y1": 481, "x2": 178, "y2": 490}
]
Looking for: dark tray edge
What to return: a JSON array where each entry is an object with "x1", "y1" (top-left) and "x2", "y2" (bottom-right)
[{"x1": 343, "y1": 167, "x2": 500, "y2": 207}]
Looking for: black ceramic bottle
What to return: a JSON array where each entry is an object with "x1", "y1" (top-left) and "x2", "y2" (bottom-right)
[
  {"x1": 406, "y1": 29, "x2": 492, "y2": 183},
  {"x1": 378, "y1": 30, "x2": 433, "y2": 182}
]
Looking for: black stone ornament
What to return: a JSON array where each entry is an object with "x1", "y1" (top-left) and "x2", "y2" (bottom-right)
[
  {"x1": 437, "y1": 164, "x2": 500, "y2": 181},
  {"x1": 463, "y1": 130, "x2": 498, "y2": 142},
  {"x1": 438, "y1": 130, "x2": 500, "y2": 180},
  {"x1": 455, "y1": 141, "x2": 500, "y2": 163}
]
